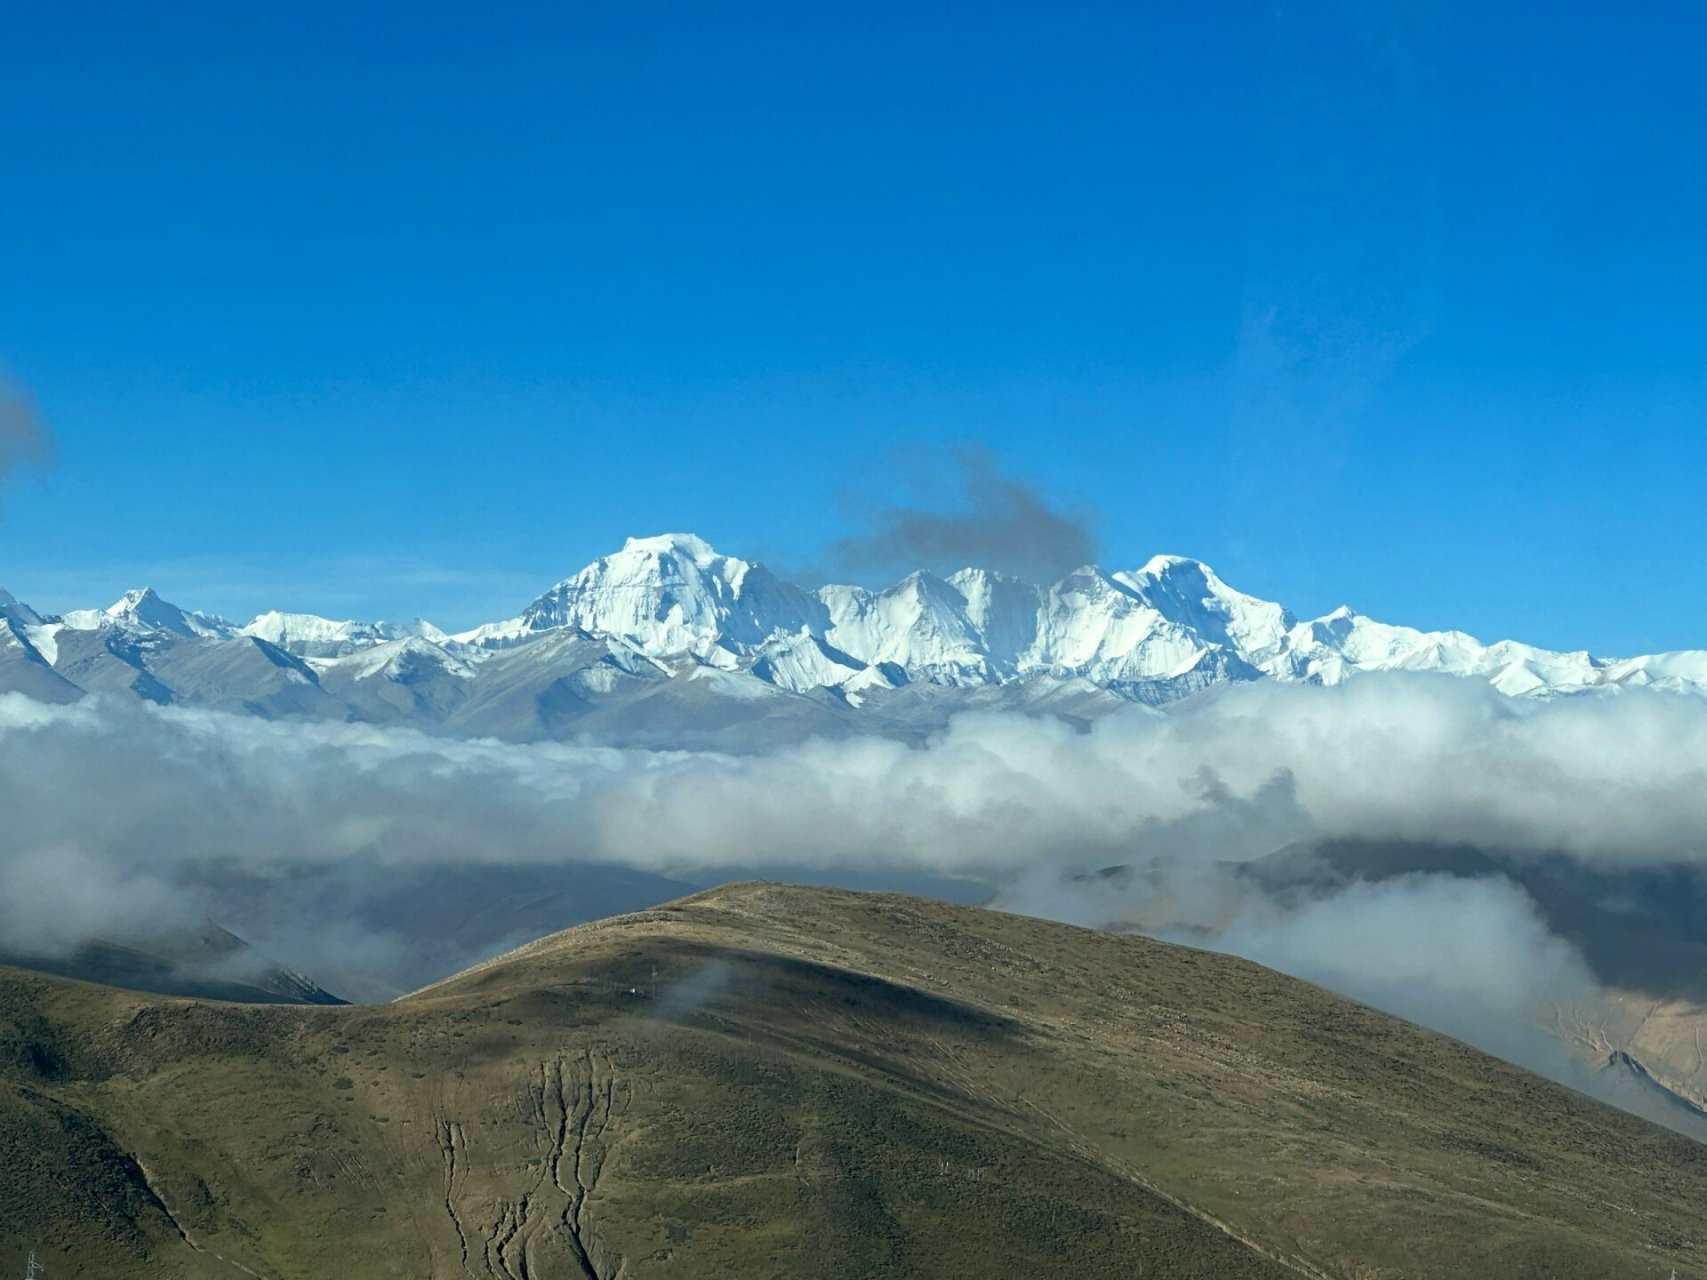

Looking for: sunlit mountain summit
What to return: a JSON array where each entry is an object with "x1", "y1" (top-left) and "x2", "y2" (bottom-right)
[{"x1": 4, "y1": 533, "x2": 1705, "y2": 744}]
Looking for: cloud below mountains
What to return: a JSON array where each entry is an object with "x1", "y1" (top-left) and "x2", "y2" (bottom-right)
[
  {"x1": 5, "y1": 673, "x2": 1706, "y2": 936},
  {"x1": 6, "y1": 675, "x2": 1707, "y2": 1126}
]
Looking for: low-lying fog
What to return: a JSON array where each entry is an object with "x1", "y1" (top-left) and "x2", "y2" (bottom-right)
[{"x1": 6, "y1": 674, "x2": 1707, "y2": 1135}]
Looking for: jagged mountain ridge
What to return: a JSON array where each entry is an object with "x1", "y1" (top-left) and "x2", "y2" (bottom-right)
[{"x1": 5, "y1": 532, "x2": 1705, "y2": 742}]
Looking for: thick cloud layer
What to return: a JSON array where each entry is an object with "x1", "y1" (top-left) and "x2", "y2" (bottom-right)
[
  {"x1": 6, "y1": 675, "x2": 1707, "y2": 1129},
  {"x1": 7, "y1": 675, "x2": 1707, "y2": 941}
]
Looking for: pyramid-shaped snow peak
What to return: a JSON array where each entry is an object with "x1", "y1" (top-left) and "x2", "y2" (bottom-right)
[
  {"x1": 60, "y1": 587, "x2": 237, "y2": 639},
  {"x1": 499, "y1": 534, "x2": 828, "y2": 659}
]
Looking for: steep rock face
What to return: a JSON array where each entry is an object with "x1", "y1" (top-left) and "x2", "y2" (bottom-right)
[{"x1": 7, "y1": 532, "x2": 1706, "y2": 737}]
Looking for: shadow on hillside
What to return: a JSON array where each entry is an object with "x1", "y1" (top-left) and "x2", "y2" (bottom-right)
[{"x1": 588, "y1": 938, "x2": 1025, "y2": 1042}]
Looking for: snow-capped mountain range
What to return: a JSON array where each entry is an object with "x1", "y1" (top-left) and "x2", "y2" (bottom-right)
[{"x1": 5, "y1": 533, "x2": 1705, "y2": 744}]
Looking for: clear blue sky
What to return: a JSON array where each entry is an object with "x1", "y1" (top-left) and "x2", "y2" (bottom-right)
[{"x1": 2, "y1": 1, "x2": 1704, "y2": 653}]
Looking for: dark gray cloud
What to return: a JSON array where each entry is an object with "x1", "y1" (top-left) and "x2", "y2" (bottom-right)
[
  {"x1": 828, "y1": 446, "x2": 1098, "y2": 583},
  {"x1": 0, "y1": 376, "x2": 52, "y2": 492}
]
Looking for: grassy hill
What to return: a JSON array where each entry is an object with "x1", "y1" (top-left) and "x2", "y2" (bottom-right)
[{"x1": 3, "y1": 882, "x2": 1705, "y2": 1278}]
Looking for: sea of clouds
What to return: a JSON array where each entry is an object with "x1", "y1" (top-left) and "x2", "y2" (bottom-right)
[{"x1": 7, "y1": 674, "x2": 1707, "y2": 1130}]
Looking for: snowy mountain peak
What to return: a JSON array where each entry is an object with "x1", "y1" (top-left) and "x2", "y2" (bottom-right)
[
  {"x1": 333, "y1": 634, "x2": 477, "y2": 682},
  {"x1": 1133, "y1": 553, "x2": 1205, "y2": 578},
  {"x1": 62, "y1": 587, "x2": 236, "y2": 639},
  {"x1": 464, "y1": 534, "x2": 826, "y2": 660},
  {"x1": 1114, "y1": 556, "x2": 1295, "y2": 659},
  {"x1": 13, "y1": 532, "x2": 1707, "y2": 728},
  {"x1": 944, "y1": 565, "x2": 1032, "y2": 589},
  {"x1": 241, "y1": 611, "x2": 449, "y2": 658},
  {"x1": 619, "y1": 531, "x2": 721, "y2": 564}
]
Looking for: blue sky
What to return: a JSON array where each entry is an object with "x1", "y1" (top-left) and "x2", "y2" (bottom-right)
[{"x1": 2, "y1": 1, "x2": 1704, "y2": 652}]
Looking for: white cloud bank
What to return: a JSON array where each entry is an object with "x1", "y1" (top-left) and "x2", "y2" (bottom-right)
[
  {"x1": 5, "y1": 674, "x2": 1707, "y2": 940},
  {"x1": 6, "y1": 674, "x2": 1707, "y2": 1132}
]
